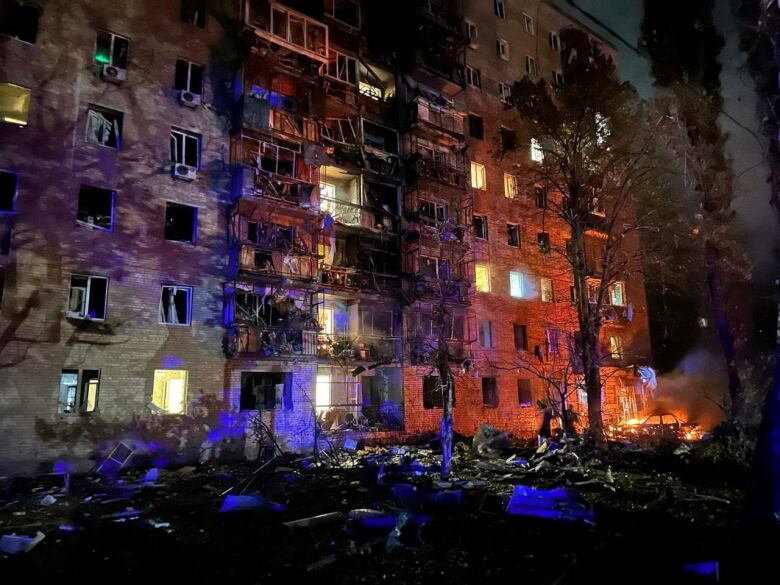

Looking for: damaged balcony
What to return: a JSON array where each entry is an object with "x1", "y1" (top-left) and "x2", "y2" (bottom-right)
[
  {"x1": 407, "y1": 5, "x2": 466, "y2": 97},
  {"x1": 319, "y1": 166, "x2": 400, "y2": 232},
  {"x1": 224, "y1": 284, "x2": 319, "y2": 358},
  {"x1": 405, "y1": 137, "x2": 468, "y2": 188},
  {"x1": 230, "y1": 204, "x2": 319, "y2": 282},
  {"x1": 240, "y1": 90, "x2": 318, "y2": 143},
  {"x1": 317, "y1": 299, "x2": 403, "y2": 364},
  {"x1": 243, "y1": 0, "x2": 329, "y2": 66},
  {"x1": 403, "y1": 246, "x2": 471, "y2": 304},
  {"x1": 406, "y1": 305, "x2": 473, "y2": 365},
  {"x1": 408, "y1": 94, "x2": 466, "y2": 139},
  {"x1": 316, "y1": 365, "x2": 404, "y2": 432},
  {"x1": 320, "y1": 232, "x2": 401, "y2": 295},
  {"x1": 404, "y1": 189, "x2": 472, "y2": 246},
  {"x1": 232, "y1": 135, "x2": 319, "y2": 209}
]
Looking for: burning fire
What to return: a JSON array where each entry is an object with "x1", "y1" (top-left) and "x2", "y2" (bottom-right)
[{"x1": 606, "y1": 411, "x2": 705, "y2": 442}]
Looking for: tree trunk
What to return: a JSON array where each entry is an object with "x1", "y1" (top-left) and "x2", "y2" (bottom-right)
[
  {"x1": 584, "y1": 356, "x2": 604, "y2": 444},
  {"x1": 439, "y1": 351, "x2": 453, "y2": 478},
  {"x1": 706, "y1": 242, "x2": 742, "y2": 419}
]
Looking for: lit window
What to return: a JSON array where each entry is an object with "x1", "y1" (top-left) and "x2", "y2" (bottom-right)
[
  {"x1": 608, "y1": 335, "x2": 624, "y2": 360},
  {"x1": 95, "y1": 31, "x2": 129, "y2": 69},
  {"x1": 77, "y1": 186, "x2": 115, "y2": 231},
  {"x1": 494, "y1": 0, "x2": 506, "y2": 19},
  {"x1": 549, "y1": 31, "x2": 561, "y2": 51},
  {"x1": 466, "y1": 66, "x2": 481, "y2": 88},
  {"x1": 318, "y1": 306, "x2": 334, "y2": 337},
  {"x1": 523, "y1": 13, "x2": 534, "y2": 35},
  {"x1": 541, "y1": 277, "x2": 554, "y2": 302},
  {"x1": 315, "y1": 372, "x2": 331, "y2": 414},
  {"x1": 496, "y1": 39, "x2": 509, "y2": 60},
  {"x1": 503, "y1": 173, "x2": 517, "y2": 199},
  {"x1": 0, "y1": 82, "x2": 31, "y2": 126},
  {"x1": 609, "y1": 282, "x2": 626, "y2": 306},
  {"x1": 159, "y1": 285, "x2": 192, "y2": 326},
  {"x1": 170, "y1": 128, "x2": 200, "y2": 168},
  {"x1": 509, "y1": 271, "x2": 524, "y2": 298},
  {"x1": 498, "y1": 82, "x2": 512, "y2": 103},
  {"x1": 152, "y1": 369, "x2": 188, "y2": 414},
  {"x1": 525, "y1": 55, "x2": 538, "y2": 77},
  {"x1": 58, "y1": 369, "x2": 100, "y2": 414},
  {"x1": 531, "y1": 138, "x2": 544, "y2": 162},
  {"x1": 86, "y1": 105, "x2": 123, "y2": 149},
  {"x1": 67, "y1": 274, "x2": 108, "y2": 320},
  {"x1": 470, "y1": 161, "x2": 486, "y2": 190},
  {"x1": 475, "y1": 264, "x2": 491, "y2": 292}
]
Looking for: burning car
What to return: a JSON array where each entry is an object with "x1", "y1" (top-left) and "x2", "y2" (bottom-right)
[{"x1": 607, "y1": 412, "x2": 703, "y2": 442}]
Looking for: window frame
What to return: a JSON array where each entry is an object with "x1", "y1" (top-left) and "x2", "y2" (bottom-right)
[
  {"x1": 609, "y1": 282, "x2": 626, "y2": 306},
  {"x1": 475, "y1": 264, "x2": 491, "y2": 293},
  {"x1": 531, "y1": 137, "x2": 544, "y2": 162},
  {"x1": 473, "y1": 214, "x2": 488, "y2": 239},
  {"x1": 324, "y1": 48, "x2": 358, "y2": 86},
  {"x1": 482, "y1": 376, "x2": 499, "y2": 407},
  {"x1": 498, "y1": 82, "x2": 512, "y2": 104},
  {"x1": 466, "y1": 66, "x2": 481, "y2": 88},
  {"x1": 174, "y1": 59, "x2": 204, "y2": 94},
  {"x1": 0, "y1": 1, "x2": 40, "y2": 44},
  {"x1": 152, "y1": 369, "x2": 189, "y2": 414},
  {"x1": 496, "y1": 38, "x2": 509, "y2": 60},
  {"x1": 85, "y1": 104, "x2": 123, "y2": 149},
  {"x1": 0, "y1": 82, "x2": 31, "y2": 126},
  {"x1": 67, "y1": 274, "x2": 109, "y2": 321},
  {"x1": 0, "y1": 169, "x2": 19, "y2": 213},
  {"x1": 468, "y1": 114, "x2": 484, "y2": 139},
  {"x1": 514, "y1": 324, "x2": 528, "y2": 351},
  {"x1": 478, "y1": 320, "x2": 494, "y2": 349},
  {"x1": 509, "y1": 271, "x2": 524, "y2": 299},
  {"x1": 523, "y1": 13, "x2": 535, "y2": 35},
  {"x1": 76, "y1": 185, "x2": 115, "y2": 231},
  {"x1": 507, "y1": 223, "x2": 520, "y2": 248},
  {"x1": 549, "y1": 31, "x2": 561, "y2": 51},
  {"x1": 525, "y1": 55, "x2": 538, "y2": 77},
  {"x1": 164, "y1": 201, "x2": 198, "y2": 244},
  {"x1": 240, "y1": 371, "x2": 293, "y2": 411},
  {"x1": 503, "y1": 173, "x2": 517, "y2": 199},
  {"x1": 470, "y1": 161, "x2": 486, "y2": 190},
  {"x1": 517, "y1": 378, "x2": 533, "y2": 407},
  {"x1": 58, "y1": 368, "x2": 100, "y2": 415},
  {"x1": 609, "y1": 335, "x2": 624, "y2": 360},
  {"x1": 494, "y1": 0, "x2": 506, "y2": 19},
  {"x1": 325, "y1": 0, "x2": 361, "y2": 30},
  {"x1": 159, "y1": 284, "x2": 193, "y2": 326},
  {"x1": 540, "y1": 277, "x2": 554, "y2": 303},
  {"x1": 464, "y1": 19, "x2": 478, "y2": 48},
  {"x1": 95, "y1": 30, "x2": 130, "y2": 69},
  {"x1": 170, "y1": 127, "x2": 201, "y2": 168}
]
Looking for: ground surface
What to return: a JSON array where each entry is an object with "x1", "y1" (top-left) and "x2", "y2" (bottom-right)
[{"x1": 0, "y1": 438, "x2": 773, "y2": 584}]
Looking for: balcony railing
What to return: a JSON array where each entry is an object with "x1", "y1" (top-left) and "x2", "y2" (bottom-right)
[
  {"x1": 242, "y1": 95, "x2": 318, "y2": 141},
  {"x1": 412, "y1": 276, "x2": 469, "y2": 303},
  {"x1": 408, "y1": 153, "x2": 467, "y2": 187},
  {"x1": 317, "y1": 334, "x2": 403, "y2": 363},
  {"x1": 237, "y1": 243, "x2": 318, "y2": 281},
  {"x1": 407, "y1": 337, "x2": 470, "y2": 365},
  {"x1": 417, "y1": 220, "x2": 467, "y2": 244},
  {"x1": 320, "y1": 265, "x2": 400, "y2": 293},
  {"x1": 225, "y1": 325, "x2": 318, "y2": 358},
  {"x1": 320, "y1": 117, "x2": 360, "y2": 147},
  {"x1": 244, "y1": 0, "x2": 329, "y2": 65},
  {"x1": 412, "y1": 98, "x2": 465, "y2": 137},
  {"x1": 321, "y1": 196, "x2": 399, "y2": 232}
]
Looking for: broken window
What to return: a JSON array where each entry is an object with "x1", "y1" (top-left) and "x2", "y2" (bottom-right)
[
  {"x1": 497, "y1": 39, "x2": 509, "y2": 60},
  {"x1": 67, "y1": 274, "x2": 108, "y2": 320},
  {"x1": 240, "y1": 371, "x2": 292, "y2": 411},
  {"x1": 418, "y1": 199, "x2": 448, "y2": 224},
  {"x1": 541, "y1": 277, "x2": 554, "y2": 302},
  {"x1": 468, "y1": 114, "x2": 484, "y2": 139},
  {"x1": 420, "y1": 256, "x2": 450, "y2": 280},
  {"x1": 95, "y1": 31, "x2": 129, "y2": 69},
  {"x1": 538, "y1": 232, "x2": 551, "y2": 254},
  {"x1": 514, "y1": 324, "x2": 528, "y2": 350},
  {"x1": 525, "y1": 55, "x2": 538, "y2": 77},
  {"x1": 475, "y1": 264, "x2": 490, "y2": 292},
  {"x1": 0, "y1": 82, "x2": 31, "y2": 126},
  {"x1": 362, "y1": 120, "x2": 398, "y2": 154},
  {"x1": 77, "y1": 186, "x2": 114, "y2": 230},
  {"x1": 608, "y1": 335, "x2": 624, "y2": 360},
  {"x1": 494, "y1": 0, "x2": 506, "y2": 19},
  {"x1": 498, "y1": 82, "x2": 511, "y2": 103},
  {"x1": 552, "y1": 71, "x2": 564, "y2": 86},
  {"x1": 0, "y1": 170, "x2": 18, "y2": 212},
  {"x1": 58, "y1": 369, "x2": 99, "y2": 414},
  {"x1": 181, "y1": 0, "x2": 206, "y2": 28},
  {"x1": 170, "y1": 128, "x2": 200, "y2": 168},
  {"x1": 609, "y1": 282, "x2": 626, "y2": 306},
  {"x1": 159, "y1": 285, "x2": 192, "y2": 326},
  {"x1": 164, "y1": 202, "x2": 197, "y2": 243},
  {"x1": 325, "y1": 49, "x2": 358, "y2": 85},
  {"x1": 464, "y1": 19, "x2": 478, "y2": 48},
  {"x1": 473, "y1": 214, "x2": 488, "y2": 239},
  {"x1": 482, "y1": 377, "x2": 499, "y2": 407},
  {"x1": 535, "y1": 185, "x2": 548, "y2": 208},
  {"x1": 326, "y1": 0, "x2": 360, "y2": 28},
  {"x1": 86, "y1": 105, "x2": 123, "y2": 149},
  {"x1": 1, "y1": 1, "x2": 40, "y2": 43},
  {"x1": 423, "y1": 376, "x2": 443, "y2": 409},
  {"x1": 152, "y1": 369, "x2": 188, "y2": 414},
  {"x1": 523, "y1": 13, "x2": 534, "y2": 35},
  {"x1": 509, "y1": 271, "x2": 524, "y2": 298},
  {"x1": 501, "y1": 128, "x2": 517, "y2": 151},
  {"x1": 549, "y1": 31, "x2": 561, "y2": 51},
  {"x1": 466, "y1": 66, "x2": 481, "y2": 88},
  {"x1": 478, "y1": 320, "x2": 493, "y2": 348},
  {"x1": 507, "y1": 224, "x2": 520, "y2": 247},
  {"x1": 175, "y1": 59, "x2": 204, "y2": 93},
  {"x1": 518, "y1": 379, "x2": 533, "y2": 406}
]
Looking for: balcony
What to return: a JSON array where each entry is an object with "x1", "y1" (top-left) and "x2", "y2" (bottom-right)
[
  {"x1": 407, "y1": 152, "x2": 467, "y2": 188},
  {"x1": 317, "y1": 333, "x2": 403, "y2": 363},
  {"x1": 411, "y1": 276, "x2": 469, "y2": 303},
  {"x1": 410, "y1": 97, "x2": 465, "y2": 138},
  {"x1": 320, "y1": 265, "x2": 400, "y2": 294},
  {"x1": 416, "y1": 219, "x2": 467, "y2": 245},
  {"x1": 237, "y1": 243, "x2": 318, "y2": 281},
  {"x1": 408, "y1": 337, "x2": 470, "y2": 365},
  {"x1": 226, "y1": 325, "x2": 317, "y2": 358},
  {"x1": 243, "y1": 0, "x2": 329, "y2": 65},
  {"x1": 241, "y1": 94, "x2": 317, "y2": 142}
]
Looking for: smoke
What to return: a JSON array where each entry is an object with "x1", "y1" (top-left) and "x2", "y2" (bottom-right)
[{"x1": 647, "y1": 347, "x2": 727, "y2": 430}]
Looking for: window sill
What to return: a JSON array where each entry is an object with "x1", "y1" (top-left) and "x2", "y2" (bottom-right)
[
  {"x1": 76, "y1": 220, "x2": 113, "y2": 232},
  {"x1": 158, "y1": 322, "x2": 192, "y2": 327}
]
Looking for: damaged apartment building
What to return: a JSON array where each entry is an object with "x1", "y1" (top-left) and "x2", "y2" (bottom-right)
[{"x1": 0, "y1": 0, "x2": 653, "y2": 469}]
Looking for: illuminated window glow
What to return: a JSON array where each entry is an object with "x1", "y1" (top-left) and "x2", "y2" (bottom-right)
[
  {"x1": 152, "y1": 369, "x2": 188, "y2": 414},
  {"x1": 475, "y1": 264, "x2": 491, "y2": 292}
]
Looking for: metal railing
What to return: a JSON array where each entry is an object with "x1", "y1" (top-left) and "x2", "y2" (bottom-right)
[{"x1": 225, "y1": 325, "x2": 318, "y2": 357}]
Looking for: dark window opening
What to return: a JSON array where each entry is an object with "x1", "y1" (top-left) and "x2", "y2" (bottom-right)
[
  {"x1": 535, "y1": 186, "x2": 547, "y2": 209},
  {"x1": 482, "y1": 377, "x2": 498, "y2": 407},
  {"x1": 0, "y1": 1, "x2": 39, "y2": 43},
  {"x1": 538, "y1": 232, "x2": 550, "y2": 254},
  {"x1": 363, "y1": 120, "x2": 398, "y2": 154},
  {"x1": 518, "y1": 378, "x2": 532, "y2": 406},
  {"x1": 159, "y1": 286, "x2": 192, "y2": 325},
  {"x1": 77, "y1": 186, "x2": 114, "y2": 230},
  {"x1": 328, "y1": 0, "x2": 360, "y2": 28},
  {"x1": 514, "y1": 324, "x2": 528, "y2": 350},
  {"x1": 423, "y1": 375, "x2": 455, "y2": 409},
  {"x1": 473, "y1": 214, "x2": 488, "y2": 239},
  {"x1": 500, "y1": 127, "x2": 517, "y2": 151},
  {"x1": 164, "y1": 202, "x2": 197, "y2": 243},
  {"x1": 507, "y1": 224, "x2": 520, "y2": 247},
  {"x1": 0, "y1": 170, "x2": 18, "y2": 212},
  {"x1": 240, "y1": 371, "x2": 292, "y2": 410},
  {"x1": 174, "y1": 60, "x2": 204, "y2": 93},
  {"x1": 86, "y1": 105, "x2": 123, "y2": 149},
  {"x1": 468, "y1": 114, "x2": 484, "y2": 139},
  {"x1": 181, "y1": 0, "x2": 206, "y2": 28},
  {"x1": 67, "y1": 274, "x2": 108, "y2": 320}
]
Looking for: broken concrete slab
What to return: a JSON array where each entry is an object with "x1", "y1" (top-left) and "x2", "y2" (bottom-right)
[
  {"x1": 0, "y1": 531, "x2": 45, "y2": 554},
  {"x1": 506, "y1": 484, "x2": 594, "y2": 524}
]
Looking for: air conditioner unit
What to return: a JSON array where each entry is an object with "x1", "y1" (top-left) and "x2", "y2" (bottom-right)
[
  {"x1": 172, "y1": 163, "x2": 197, "y2": 181},
  {"x1": 178, "y1": 90, "x2": 202, "y2": 108},
  {"x1": 101, "y1": 64, "x2": 127, "y2": 84}
]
